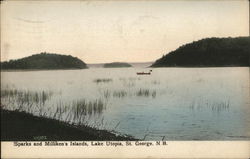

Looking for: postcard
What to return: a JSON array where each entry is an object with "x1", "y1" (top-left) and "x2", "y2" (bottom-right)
[{"x1": 1, "y1": 0, "x2": 249, "y2": 158}]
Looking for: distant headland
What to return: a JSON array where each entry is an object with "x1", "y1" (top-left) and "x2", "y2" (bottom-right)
[
  {"x1": 151, "y1": 37, "x2": 250, "y2": 67},
  {"x1": 1, "y1": 52, "x2": 88, "y2": 70},
  {"x1": 103, "y1": 62, "x2": 132, "y2": 68}
]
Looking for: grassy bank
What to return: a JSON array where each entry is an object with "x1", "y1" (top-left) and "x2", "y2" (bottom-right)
[{"x1": 1, "y1": 109, "x2": 136, "y2": 141}]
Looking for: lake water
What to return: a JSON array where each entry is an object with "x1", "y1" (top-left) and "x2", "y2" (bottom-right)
[{"x1": 1, "y1": 67, "x2": 250, "y2": 140}]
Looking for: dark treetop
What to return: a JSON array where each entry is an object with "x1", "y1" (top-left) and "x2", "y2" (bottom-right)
[
  {"x1": 1, "y1": 52, "x2": 88, "y2": 70},
  {"x1": 151, "y1": 37, "x2": 250, "y2": 67},
  {"x1": 103, "y1": 62, "x2": 132, "y2": 68}
]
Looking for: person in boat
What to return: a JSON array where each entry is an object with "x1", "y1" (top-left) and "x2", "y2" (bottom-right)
[{"x1": 137, "y1": 70, "x2": 152, "y2": 75}]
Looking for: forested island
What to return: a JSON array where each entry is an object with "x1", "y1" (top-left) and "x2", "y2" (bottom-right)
[
  {"x1": 103, "y1": 62, "x2": 132, "y2": 68},
  {"x1": 151, "y1": 37, "x2": 250, "y2": 67},
  {"x1": 1, "y1": 52, "x2": 88, "y2": 70}
]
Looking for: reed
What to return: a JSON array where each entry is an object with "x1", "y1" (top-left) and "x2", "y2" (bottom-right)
[
  {"x1": 57, "y1": 98, "x2": 106, "y2": 126},
  {"x1": 208, "y1": 100, "x2": 230, "y2": 112},
  {"x1": 1, "y1": 88, "x2": 107, "y2": 129},
  {"x1": 113, "y1": 90, "x2": 127, "y2": 98},
  {"x1": 136, "y1": 89, "x2": 156, "y2": 98},
  {"x1": 1, "y1": 89, "x2": 53, "y2": 112},
  {"x1": 93, "y1": 78, "x2": 113, "y2": 84},
  {"x1": 189, "y1": 99, "x2": 230, "y2": 113},
  {"x1": 103, "y1": 90, "x2": 111, "y2": 99}
]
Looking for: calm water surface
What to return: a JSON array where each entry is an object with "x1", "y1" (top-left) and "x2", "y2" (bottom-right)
[{"x1": 1, "y1": 67, "x2": 249, "y2": 140}]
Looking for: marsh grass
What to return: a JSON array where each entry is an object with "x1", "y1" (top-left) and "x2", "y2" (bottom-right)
[
  {"x1": 1, "y1": 88, "x2": 107, "y2": 129},
  {"x1": 1, "y1": 89, "x2": 53, "y2": 104},
  {"x1": 208, "y1": 100, "x2": 230, "y2": 112},
  {"x1": 189, "y1": 100, "x2": 230, "y2": 113},
  {"x1": 43, "y1": 98, "x2": 106, "y2": 127},
  {"x1": 103, "y1": 90, "x2": 111, "y2": 99},
  {"x1": 101, "y1": 88, "x2": 158, "y2": 99},
  {"x1": 1, "y1": 89, "x2": 53, "y2": 112},
  {"x1": 136, "y1": 89, "x2": 156, "y2": 98},
  {"x1": 94, "y1": 78, "x2": 113, "y2": 84},
  {"x1": 113, "y1": 90, "x2": 127, "y2": 98}
]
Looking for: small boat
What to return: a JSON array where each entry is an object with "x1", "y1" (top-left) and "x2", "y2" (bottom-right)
[{"x1": 136, "y1": 70, "x2": 152, "y2": 75}]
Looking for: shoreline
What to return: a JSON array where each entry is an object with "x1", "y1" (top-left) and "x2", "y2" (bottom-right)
[
  {"x1": 1, "y1": 109, "x2": 136, "y2": 141},
  {"x1": 1, "y1": 66, "x2": 249, "y2": 73}
]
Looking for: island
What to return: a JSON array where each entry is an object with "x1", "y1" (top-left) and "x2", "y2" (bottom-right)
[
  {"x1": 151, "y1": 37, "x2": 250, "y2": 67},
  {"x1": 1, "y1": 52, "x2": 88, "y2": 70},
  {"x1": 103, "y1": 62, "x2": 132, "y2": 68}
]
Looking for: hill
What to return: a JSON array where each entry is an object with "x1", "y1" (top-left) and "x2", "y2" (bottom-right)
[
  {"x1": 151, "y1": 37, "x2": 250, "y2": 67},
  {"x1": 1, "y1": 52, "x2": 88, "y2": 70},
  {"x1": 103, "y1": 62, "x2": 132, "y2": 68}
]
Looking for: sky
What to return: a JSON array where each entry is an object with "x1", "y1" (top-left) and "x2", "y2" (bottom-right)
[{"x1": 1, "y1": 0, "x2": 249, "y2": 63}]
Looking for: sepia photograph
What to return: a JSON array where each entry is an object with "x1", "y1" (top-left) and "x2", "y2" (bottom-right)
[{"x1": 1, "y1": 0, "x2": 249, "y2": 158}]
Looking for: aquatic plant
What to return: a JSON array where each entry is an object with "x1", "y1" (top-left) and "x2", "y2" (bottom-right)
[
  {"x1": 1, "y1": 88, "x2": 107, "y2": 129},
  {"x1": 1, "y1": 89, "x2": 53, "y2": 112},
  {"x1": 93, "y1": 78, "x2": 113, "y2": 84},
  {"x1": 113, "y1": 90, "x2": 127, "y2": 98},
  {"x1": 136, "y1": 89, "x2": 156, "y2": 98},
  {"x1": 51, "y1": 98, "x2": 106, "y2": 126},
  {"x1": 103, "y1": 90, "x2": 111, "y2": 99},
  {"x1": 189, "y1": 99, "x2": 230, "y2": 113},
  {"x1": 208, "y1": 100, "x2": 230, "y2": 112}
]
